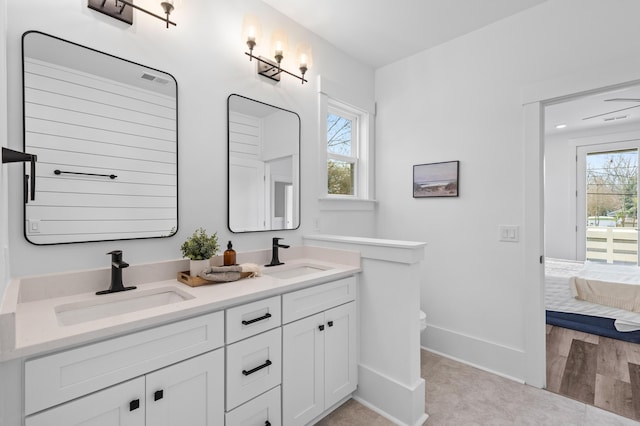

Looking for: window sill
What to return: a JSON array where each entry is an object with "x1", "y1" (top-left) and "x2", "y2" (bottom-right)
[{"x1": 318, "y1": 197, "x2": 377, "y2": 212}]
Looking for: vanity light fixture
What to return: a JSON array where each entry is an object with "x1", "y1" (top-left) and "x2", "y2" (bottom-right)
[
  {"x1": 243, "y1": 18, "x2": 310, "y2": 85},
  {"x1": 88, "y1": 0, "x2": 176, "y2": 28}
]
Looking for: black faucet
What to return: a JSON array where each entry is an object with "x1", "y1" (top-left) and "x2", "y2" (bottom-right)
[
  {"x1": 97, "y1": 250, "x2": 137, "y2": 295},
  {"x1": 265, "y1": 237, "x2": 290, "y2": 267}
]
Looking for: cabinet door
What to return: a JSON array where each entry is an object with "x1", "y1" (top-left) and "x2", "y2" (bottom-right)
[
  {"x1": 282, "y1": 312, "x2": 324, "y2": 426},
  {"x1": 146, "y1": 349, "x2": 224, "y2": 426},
  {"x1": 25, "y1": 377, "x2": 144, "y2": 426},
  {"x1": 324, "y1": 302, "x2": 357, "y2": 408}
]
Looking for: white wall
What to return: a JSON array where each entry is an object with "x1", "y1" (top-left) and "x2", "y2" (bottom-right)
[
  {"x1": 0, "y1": 0, "x2": 8, "y2": 295},
  {"x1": 4, "y1": 0, "x2": 375, "y2": 277},
  {"x1": 544, "y1": 132, "x2": 574, "y2": 260},
  {"x1": 375, "y1": 0, "x2": 640, "y2": 380}
]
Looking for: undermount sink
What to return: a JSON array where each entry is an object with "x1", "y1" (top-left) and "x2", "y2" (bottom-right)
[
  {"x1": 263, "y1": 264, "x2": 330, "y2": 279},
  {"x1": 55, "y1": 287, "x2": 194, "y2": 326}
]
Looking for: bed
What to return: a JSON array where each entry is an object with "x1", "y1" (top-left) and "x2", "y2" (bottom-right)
[{"x1": 545, "y1": 258, "x2": 640, "y2": 343}]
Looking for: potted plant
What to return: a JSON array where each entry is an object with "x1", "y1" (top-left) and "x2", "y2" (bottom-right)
[{"x1": 181, "y1": 227, "x2": 220, "y2": 277}]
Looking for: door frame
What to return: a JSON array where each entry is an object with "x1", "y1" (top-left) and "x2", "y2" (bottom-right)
[{"x1": 522, "y1": 63, "x2": 640, "y2": 387}]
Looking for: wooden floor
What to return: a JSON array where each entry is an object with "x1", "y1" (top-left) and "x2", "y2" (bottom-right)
[{"x1": 546, "y1": 324, "x2": 640, "y2": 421}]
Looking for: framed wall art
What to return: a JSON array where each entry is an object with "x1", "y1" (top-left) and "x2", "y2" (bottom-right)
[{"x1": 413, "y1": 161, "x2": 459, "y2": 198}]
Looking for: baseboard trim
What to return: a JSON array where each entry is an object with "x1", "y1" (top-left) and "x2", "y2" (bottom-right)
[
  {"x1": 354, "y1": 363, "x2": 427, "y2": 426},
  {"x1": 353, "y1": 395, "x2": 429, "y2": 426},
  {"x1": 422, "y1": 323, "x2": 526, "y2": 383}
]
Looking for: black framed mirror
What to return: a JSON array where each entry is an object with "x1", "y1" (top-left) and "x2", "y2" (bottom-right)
[
  {"x1": 22, "y1": 31, "x2": 178, "y2": 245},
  {"x1": 227, "y1": 94, "x2": 300, "y2": 233}
]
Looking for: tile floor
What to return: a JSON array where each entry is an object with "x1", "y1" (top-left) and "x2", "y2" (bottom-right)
[{"x1": 316, "y1": 349, "x2": 640, "y2": 425}]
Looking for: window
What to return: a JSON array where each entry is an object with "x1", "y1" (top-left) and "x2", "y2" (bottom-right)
[
  {"x1": 326, "y1": 100, "x2": 368, "y2": 198},
  {"x1": 576, "y1": 141, "x2": 640, "y2": 265},
  {"x1": 317, "y1": 76, "x2": 374, "y2": 209}
]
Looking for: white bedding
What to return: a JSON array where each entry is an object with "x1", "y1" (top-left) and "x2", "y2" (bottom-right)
[{"x1": 545, "y1": 258, "x2": 640, "y2": 332}]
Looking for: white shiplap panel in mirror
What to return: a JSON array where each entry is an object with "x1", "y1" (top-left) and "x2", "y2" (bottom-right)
[{"x1": 23, "y1": 42, "x2": 177, "y2": 244}]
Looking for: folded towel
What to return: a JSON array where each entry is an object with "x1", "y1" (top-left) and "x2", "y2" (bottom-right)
[
  {"x1": 199, "y1": 268, "x2": 241, "y2": 282},
  {"x1": 199, "y1": 263, "x2": 262, "y2": 282},
  {"x1": 203, "y1": 265, "x2": 243, "y2": 273},
  {"x1": 240, "y1": 263, "x2": 262, "y2": 277}
]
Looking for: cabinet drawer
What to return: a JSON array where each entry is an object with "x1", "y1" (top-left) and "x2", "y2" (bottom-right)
[
  {"x1": 226, "y1": 296, "x2": 281, "y2": 344},
  {"x1": 226, "y1": 386, "x2": 281, "y2": 426},
  {"x1": 282, "y1": 276, "x2": 356, "y2": 323},
  {"x1": 226, "y1": 328, "x2": 282, "y2": 410},
  {"x1": 25, "y1": 311, "x2": 224, "y2": 415}
]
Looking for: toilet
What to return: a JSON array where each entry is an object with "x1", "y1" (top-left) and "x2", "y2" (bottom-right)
[{"x1": 419, "y1": 310, "x2": 427, "y2": 332}]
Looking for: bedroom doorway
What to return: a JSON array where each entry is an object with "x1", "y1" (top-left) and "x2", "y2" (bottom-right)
[{"x1": 543, "y1": 85, "x2": 640, "y2": 421}]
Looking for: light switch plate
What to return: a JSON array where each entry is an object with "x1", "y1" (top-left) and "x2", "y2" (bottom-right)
[{"x1": 499, "y1": 225, "x2": 519, "y2": 242}]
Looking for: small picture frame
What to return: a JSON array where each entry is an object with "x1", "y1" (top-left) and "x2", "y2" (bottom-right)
[{"x1": 413, "y1": 161, "x2": 459, "y2": 198}]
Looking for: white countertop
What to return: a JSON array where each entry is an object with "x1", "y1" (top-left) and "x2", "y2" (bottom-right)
[{"x1": 0, "y1": 246, "x2": 360, "y2": 361}]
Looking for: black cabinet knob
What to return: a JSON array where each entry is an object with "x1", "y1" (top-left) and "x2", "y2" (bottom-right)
[
  {"x1": 129, "y1": 399, "x2": 140, "y2": 411},
  {"x1": 318, "y1": 324, "x2": 325, "y2": 331},
  {"x1": 154, "y1": 390, "x2": 164, "y2": 401},
  {"x1": 328, "y1": 321, "x2": 334, "y2": 327}
]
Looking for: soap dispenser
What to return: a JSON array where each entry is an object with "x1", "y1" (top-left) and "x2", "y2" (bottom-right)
[{"x1": 224, "y1": 241, "x2": 236, "y2": 266}]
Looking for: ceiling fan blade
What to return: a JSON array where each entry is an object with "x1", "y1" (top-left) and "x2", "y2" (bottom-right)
[
  {"x1": 605, "y1": 98, "x2": 640, "y2": 102},
  {"x1": 582, "y1": 104, "x2": 640, "y2": 121}
]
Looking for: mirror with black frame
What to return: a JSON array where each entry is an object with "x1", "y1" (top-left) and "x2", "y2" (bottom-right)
[
  {"x1": 22, "y1": 31, "x2": 178, "y2": 245},
  {"x1": 227, "y1": 94, "x2": 300, "y2": 233}
]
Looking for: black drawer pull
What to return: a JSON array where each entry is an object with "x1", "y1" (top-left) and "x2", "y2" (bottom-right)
[
  {"x1": 318, "y1": 324, "x2": 325, "y2": 331},
  {"x1": 242, "y1": 359, "x2": 272, "y2": 376},
  {"x1": 242, "y1": 312, "x2": 272, "y2": 325},
  {"x1": 154, "y1": 390, "x2": 164, "y2": 401},
  {"x1": 328, "y1": 321, "x2": 334, "y2": 327},
  {"x1": 129, "y1": 399, "x2": 140, "y2": 411},
  {"x1": 265, "y1": 421, "x2": 271, "y2": 426}
]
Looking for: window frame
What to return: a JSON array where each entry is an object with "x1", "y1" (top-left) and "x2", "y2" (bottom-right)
[
  {"x1": 317, "y1": 76, "x2": 376, "y2": 211},
  {"x1": 327, "y1": 102, "x2": 360, "y2": 197},
  {"x1": 575, "y1": 140, "x2": 640, "y2": 264},
  {"x1": 323, "y1": 98, "x2": 370, "y2": 200},
  {"x1": 567, "y1": 131, "x2": 640, "y2": 261}
]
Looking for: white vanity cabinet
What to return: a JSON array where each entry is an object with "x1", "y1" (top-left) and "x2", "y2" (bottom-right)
[
  {"x1": 25, "y1": 349, "x2": 224, "y2": 426},
  {"x1": 281, "y1": 277, "x2": 357, "y2": 426},
  {"x1": 16, "y1": 268, "x2": 359, "y2": 426},
  {"x1": 24, "y1": 311, "x2": 225, "y2": 426}
]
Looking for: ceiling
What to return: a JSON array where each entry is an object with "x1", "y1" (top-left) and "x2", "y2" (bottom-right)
[
  {"x1": 261, "y1": 0, "x2": 547, "y2": 69},
  {"x1": 545, "y1": 85, "x2": 640, "y2": 136},
  {"x1": 262, "y1": 0, "x2": 640, "y2": 136}
]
